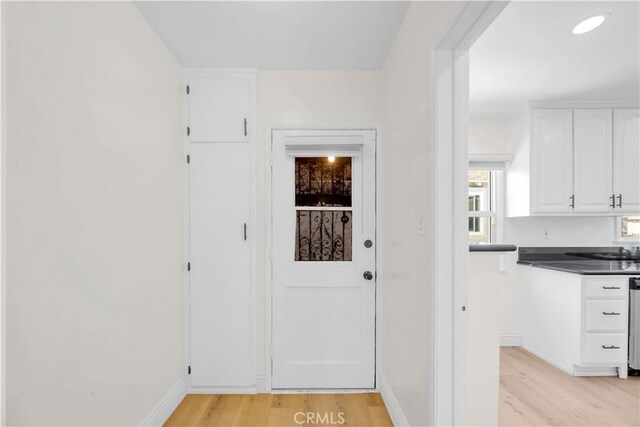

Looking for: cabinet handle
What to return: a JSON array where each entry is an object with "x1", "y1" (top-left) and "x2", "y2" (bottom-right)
[
  {"x1": 243, "y1": 223, "x2": 247, "y2": 241},
  {"x1": 602, "y1": 286, "x2": 621, "y2": 290},
  {"x1": 602, "y1": 345, "x2": 620, "y2": 350},
  {"x1": 610, "y1": 194, "x2": 616, "y2": 208},
  {"x1": 602, "y1": 311, "x2": 621, "y2": 316},
  {"x1": 243, "y1": 118, "x2": 248, "y2": 137},
  {"x1": 569, "y1": 194, "x2": 575, "y2": 208},
  {"x1": 616, "y1": 194, "x2": 622, "y2": 208}
]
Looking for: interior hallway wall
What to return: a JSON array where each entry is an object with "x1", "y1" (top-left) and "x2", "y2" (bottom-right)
[
  {"x1": 3, "y1": 2, "x2": 184, "y2": 424},
  {"x1": 469, "y1": 117, "x2": 510, "y2": 154},
  {"x1": 380, "y1": 2, "x2": 460, "y2": 425},
  {"x1": 255, "y1": 71, "x2": 383, "y2": 384}
]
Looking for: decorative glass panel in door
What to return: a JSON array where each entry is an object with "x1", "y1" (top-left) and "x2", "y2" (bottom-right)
[{"x1": 294, "y1": 157, "x2": 352, "y2": 261}]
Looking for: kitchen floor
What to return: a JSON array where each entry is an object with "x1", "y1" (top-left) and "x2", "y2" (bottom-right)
[
  {"x1": 500, "y1": 347, "x2": 640, "y2": 426},
  {"x1": 164, "y1": 393, "x2": 393, "y2": 426}
]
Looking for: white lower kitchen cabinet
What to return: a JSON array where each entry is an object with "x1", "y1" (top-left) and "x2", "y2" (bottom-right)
[{"x1": 521, "y1": 267, "x2": 629, "y2": 378}]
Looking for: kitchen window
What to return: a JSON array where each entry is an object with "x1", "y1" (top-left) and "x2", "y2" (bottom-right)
[
  {"x1": 615, "y1": 216, "x2": 640, "y2": 243},
  {"x1": 468, "y1": 160, "x2": 506, "y2": 244}
]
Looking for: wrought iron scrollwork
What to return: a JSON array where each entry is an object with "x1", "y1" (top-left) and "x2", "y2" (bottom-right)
[{"x1": 295, "y1": 210, "x2": 352, "y2": 261}]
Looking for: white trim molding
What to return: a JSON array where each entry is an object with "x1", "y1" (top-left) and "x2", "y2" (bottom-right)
[
  {"x1": 378, "y1": 375, "x2": 408, "y2": 427},
  {"x1": 521, "y1": 345, "x2": 618, "y2": 377},
  {"x1": 141, "y1": 376, "x2": 187, "y2": 426},
  {"x1": 188, "y1": 386, "x2": 257, "y2": 395},
  {"x1": 469, "y1": 153, "x2": 512, "y2": 164},
  {"x1": 500, "y1": 334, "x2": 521, "y2": 347},
  {"x1": 431, "y1": 2, "x2": 509, "y2": 425},
  {"x1": 256, "y1": 374, "x2": 267, "y2": 393},
  {"x1": 529, "y1": 100, "x2": 640, "y2": 110}
]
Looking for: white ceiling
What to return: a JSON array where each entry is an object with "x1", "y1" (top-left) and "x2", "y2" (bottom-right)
[
  {"x1": 134, "y1": 1, "x2": 409, "y2": 70},
  {"x1": 470, "y1": 1, "x2": 640, "y2": 118}
]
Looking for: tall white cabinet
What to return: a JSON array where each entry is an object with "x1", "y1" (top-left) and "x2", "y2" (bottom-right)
[{"x1": 187, "y1": 71, "x2": 256, "y2": 391}]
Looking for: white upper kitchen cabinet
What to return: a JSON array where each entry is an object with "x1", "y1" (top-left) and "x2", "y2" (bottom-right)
[
  {"x1": 530, "y1": 109, "x2": 574, "y2": 214},
  {"x1": 573, "y1": 109, "x2": 613, "y2": 213},
  {"x1": 613, "y1": 109, "x2": 640, "y2": 214},
  {"x1": 187, "y1": 76, "x2": 252, "y2": 143}
]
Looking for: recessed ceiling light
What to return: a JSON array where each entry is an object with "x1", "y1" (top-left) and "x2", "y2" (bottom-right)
[{"x1": 572, "y1": 13, "x2": 609, "y2": 35}]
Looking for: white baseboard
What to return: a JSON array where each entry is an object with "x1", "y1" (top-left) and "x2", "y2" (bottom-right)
[
  {"x1": 520, "y1": 344, "x2": 574, "y2": 376},
  {"x1": 500, "y1": 334, "x2": 521, "y2": 347},
  {"x1": 572, "y1": 365, "x2": 618, "y2": 377},
  {"x1": 141, "y1": 376, "x2": 187, "y2": 426},
  {"x1": 378, "y1": 375, "x2": 408, "y2": 427},
  {"x1": 189, "y1": 386, "x2": 257, "y2": 394},
  {"x1": 271, "y1": 389, "x2": 376, "y2": 394},
  {"x1": 521, "y1": 345, "x2": 619, "y2": 377}
]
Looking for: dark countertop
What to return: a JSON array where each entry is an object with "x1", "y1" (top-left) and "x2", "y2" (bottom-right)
[
  {"x1": 469, "y1": 244, "x2": 517, "y2": 252},
  {"x1": 518, "y1": 246, "x2": 640, "y2": 275},
  {"x1": 518, "y1": 260, "x2": 640, "y2": 275}
]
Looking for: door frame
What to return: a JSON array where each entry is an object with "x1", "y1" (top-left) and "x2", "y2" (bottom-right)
[
  {"x1": 265, "y1": 125, "x2": 380, "y2": 392},
  {"x1": 429, "y1": 2, "x2": 508, "y2": 425}
]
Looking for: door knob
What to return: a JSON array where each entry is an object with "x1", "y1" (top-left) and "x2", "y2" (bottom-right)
[{"x1": 363, "y1": 271, "x2": 374, "y2": 281}]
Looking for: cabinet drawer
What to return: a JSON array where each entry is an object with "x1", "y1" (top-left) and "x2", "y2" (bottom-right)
[
  {"x1": 585, "y1": 300, "x2": 628, "y2": 332},
  {"x1": 583, "y1": 333, "x2": 627, "y2": 364},
  {"x1": 585, "y1": 279, "x2": 627, "y2": 299}
]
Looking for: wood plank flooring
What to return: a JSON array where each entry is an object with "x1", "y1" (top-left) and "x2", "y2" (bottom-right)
[
  {"x1": 166, "y1": 348, "x2": 638, "y2": 427},
  {"x1": 164, "y1": 393, "x2": 393, "y2": 426},
  {"x1": 500, "y1": 347, "x2": 640, "y2": 426}
]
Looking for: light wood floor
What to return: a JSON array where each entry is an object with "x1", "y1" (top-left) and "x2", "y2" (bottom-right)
[
  {"x1": 166, "y1": 348, "x2": 638, "y2": 427},
  {"x1": 165, "y1": 393, "x2": 393, "y2": 426},
  {"x1": 500, "y1": 347, "x2": 640, "y2": 426}
]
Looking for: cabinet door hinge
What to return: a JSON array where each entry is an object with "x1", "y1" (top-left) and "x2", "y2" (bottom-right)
[
  {"x1": 188, "y1": 365, "x2": 191, "y2": 375},
  {"x1": 186, "y1": 85, "x2": 190, "y2": 95},
  {"x1": 187, "y1": 126, "x2": 191, "y2": 136}
]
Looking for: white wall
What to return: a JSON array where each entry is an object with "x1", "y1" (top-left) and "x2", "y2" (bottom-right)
[
  {"x1": 467, "y1": 253, "x2": 509, "y2": 426},
  {"x1": 505, "y1": 110, "x2": 530, "y2": 217},
  {"x1": 380, "y1": 2, "x2": 460, "y2": 425},
  {"x1": 469, "y1": 118, "x2": 510, "y2": 154},
  {"x1": 255, "y1": 71, "x2": 382, "y2": 385},
  {"x1": 506, "y1": 216, "x2": 616, "y2": 247},
  {"x1": 3, "y1": 2, "x2": 184, "y2": 425}
]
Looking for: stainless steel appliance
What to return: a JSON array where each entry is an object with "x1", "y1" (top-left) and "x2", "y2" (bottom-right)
[{"x1": 630, "y1": 277, "x2": 640, "y2": 373}]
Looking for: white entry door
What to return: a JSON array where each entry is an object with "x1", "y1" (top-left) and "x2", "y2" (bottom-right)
[{"x1": 271, "y1": 129, "x2": 376, "y2": 389}]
